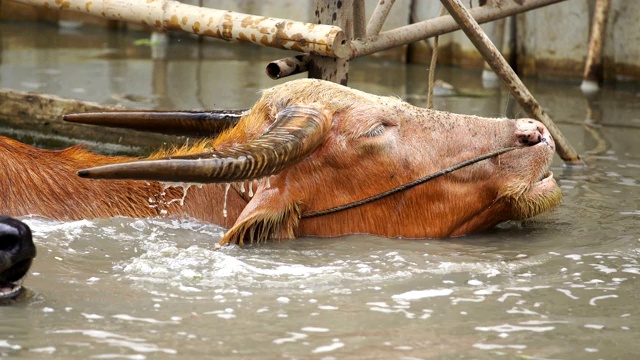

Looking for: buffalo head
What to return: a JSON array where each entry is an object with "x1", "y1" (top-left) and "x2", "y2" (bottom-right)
[{"x1": 75, "y1": 79, "x2": 562, "y2": 245}]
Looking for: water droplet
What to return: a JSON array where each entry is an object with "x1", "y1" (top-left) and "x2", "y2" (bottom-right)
[{"x1": 223, "y1": 183, "x2": 231, "y2": 218}]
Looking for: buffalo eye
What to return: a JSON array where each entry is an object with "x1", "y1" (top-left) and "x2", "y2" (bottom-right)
[{"x1": 363, "y1": 124, "x2": 385, "y2": 137}]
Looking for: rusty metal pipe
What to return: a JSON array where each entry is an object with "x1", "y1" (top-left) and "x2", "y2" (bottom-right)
[
  {"x1": 266, "y1": 55, "x2": 310, "y2": 80},
  {"x1": 352, "y1": 0, "x2": 566, "y2": 59},
  {"x1": 440, "y1": 0, "x2": 582, "y2": 165},
  {"x1": 366, "y1": 0, "x2": 396, "y2": 36},
  {"x1": 14, "y1": 0, "x2": 350, "y2": 58},
  {"x1": 309, "y1": 0, "x2": 352, "y2": 84},
  {"x1": 427, "y1": 5, "x2": 447, "y2": 110},
  {"x1": 580, "y1": 0, "x2": 611, "y2": 93},
  {"x1": 353, "y1": 0, "x2": 367, "y2": 39},
  {"x1": 426, "y1": 34, "x2": 439, "y2": 110},
  {"x1": 481, "y1": 15, "x2": 505, "y2": 83}
]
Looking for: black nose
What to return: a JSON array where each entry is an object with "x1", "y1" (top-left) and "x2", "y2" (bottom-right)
[{"x1": 0, "y1": 216, "x2": 37, "y2": 283}]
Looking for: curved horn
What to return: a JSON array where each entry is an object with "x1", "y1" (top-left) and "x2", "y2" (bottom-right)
[
  {"x1": 63, "y1": 110, "x2": 246, "y2": 137},
  {"x1": 77, "y1": 105, "x2": 330, "y2": 183}
]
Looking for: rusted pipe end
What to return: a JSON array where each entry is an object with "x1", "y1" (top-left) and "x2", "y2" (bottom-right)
[
  {"x1": 265, "y1": 55, "x2": 310, "y2": 80},
  {"x1": 266, "y1": 63, "x2": 284, "y2": 79},
  {"x1": 331, "y1": 31, "x2": 351, "y2": 59}
]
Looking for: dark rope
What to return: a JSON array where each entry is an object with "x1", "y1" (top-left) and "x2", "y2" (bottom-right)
[{"x1": 301, "y1": 146, "x2": 518, "y2": 219}]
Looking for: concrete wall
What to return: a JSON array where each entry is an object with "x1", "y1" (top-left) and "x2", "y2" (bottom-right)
[
  {"x1": 408, "y1": 0, "x2": 640, "y2": 81},
  {"x1": 513, "y1": 0, "x2": 640, "y2": 81},
  {"x1": 1, "y1": 0, "x2": 639, "y2": 81}
]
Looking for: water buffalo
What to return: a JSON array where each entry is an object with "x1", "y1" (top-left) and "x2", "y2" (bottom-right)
[
  {"x1": 0, "y1": 79, "x2": 562, "y2": 246},
  {"x1": 0, "y1": 216, "x2": 36, "y2": 303}
]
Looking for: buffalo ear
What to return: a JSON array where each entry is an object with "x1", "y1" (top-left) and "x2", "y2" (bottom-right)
[{"x1": 219, "y1": 188, "x2": 300, "y2": 246}]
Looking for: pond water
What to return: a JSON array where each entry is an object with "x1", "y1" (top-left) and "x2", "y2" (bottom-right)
[{"x1": 1, "y1": 22, "x2": 639, "y2": 359}]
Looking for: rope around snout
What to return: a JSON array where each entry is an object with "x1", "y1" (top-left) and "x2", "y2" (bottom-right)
[{"x1": 301, "y1": 146, "x2": 519, "y2": 219}]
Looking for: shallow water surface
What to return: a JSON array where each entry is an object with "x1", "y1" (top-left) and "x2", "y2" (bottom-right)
[{"x1": 0, "y1": 22, "x2": 639, "y2": 359}]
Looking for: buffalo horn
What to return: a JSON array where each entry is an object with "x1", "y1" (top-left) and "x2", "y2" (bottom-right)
[
  {"x1": 77, "y1": 105, "x2": 330, "y2": 183},
  {"x1": 63, "y1": 110, "x2": 246, "y2": 137}
]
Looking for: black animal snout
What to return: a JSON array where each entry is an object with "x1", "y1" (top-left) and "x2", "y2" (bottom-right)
[{"x1": 0, "y1": 216, "x2": 36, "y2": 285}]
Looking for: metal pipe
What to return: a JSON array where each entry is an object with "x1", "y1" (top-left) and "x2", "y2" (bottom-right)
[
  {"x1": 481, "y1": 15, "x2": 505, "y2": 84},
  {"x1": 14, "y1": 0, "x2": 350, "y2": 58},
  {"x1": 440, "y1": 0, "x2": 583, "y2": 165},
  {"x1": 366, "y1": 0, "x2": 396, "y2": 36},
  {"x1": 580, "y1": 0, "x2": 611, "y2": 93},
  {"x1": 266, "y1": 55, "x2": 310, "y2": 79},
  {"x1": 426, "y1": 34, "x2": 439, "y2": 110},
  {"x1": 309, "y1": 0, "x2": 352, "y2": 84},
  {"x1": 353, "y1": 0, "x2": 367, "y2": 39},
  {"x1": 273, "y1": 0, "x2": 565, "y2": 81},
  {"x1": 427, "y1": 5, "x2": 447, "y2": 109},
  {"x1": 352, "y1": 0, "x2": 566, "y2": 59}
]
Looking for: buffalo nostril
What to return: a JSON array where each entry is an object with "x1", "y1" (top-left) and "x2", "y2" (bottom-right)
[
  {"x1": 517, "y1": 131, "x2": 543, "y2": 146},
  {"x1": 515, "y1": 118, "x2": 550, "y2": 147}
]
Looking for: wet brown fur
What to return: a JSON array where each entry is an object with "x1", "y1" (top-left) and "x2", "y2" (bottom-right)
[{"x1": 0, "y1": 79, "x2": 562, "y2": 245}]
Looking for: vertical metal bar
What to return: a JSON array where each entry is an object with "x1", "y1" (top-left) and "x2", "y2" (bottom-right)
[
  {"x1": 481, "y1": 17, "x2": 505, "y2": 83},
  {"x1": 353, "y1": 0, "x2": 366, "y2": 39},
  {"x1": 426, "y1": 34, "x2": 439, "y2": 109},
  {"x1": 427, "y1": 5, "x2": 447, "y2": 109},
  {"x1": 309, "y1": 0, "x2": 353, "y2": 84},
  {"x1": 366, "y1": 0, "x2": 396, "y2": 36},
  {"x1": 440, "y1": 0, "x2": 583, "y2": 165},
  {"x1": 580, "y1": 0, "x2": 611, "y2": 93}
]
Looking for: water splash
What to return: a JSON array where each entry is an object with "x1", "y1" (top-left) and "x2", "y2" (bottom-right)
[
  {"x1": 160, "y1": 182, "x2": 203, "y2": 206},
  {"x1": 51, "y1": 330, "x2": 177, "y2": 355}
]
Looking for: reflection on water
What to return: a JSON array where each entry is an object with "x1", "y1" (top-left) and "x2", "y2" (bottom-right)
[{"x1": 0, "y1": 22, "x2": 639, "y2": 359}]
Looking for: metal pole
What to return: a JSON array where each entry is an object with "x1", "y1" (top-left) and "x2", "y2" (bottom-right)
[
  {"x1": 440, "y1": 0, "x2": 583, "y2": 165},
  {"x1": 580, "y1": 0, "x2": 611, "y2": 93},
  {"x1": 308, "y1": 0, "x2": 353, "y2": 84},
  {"x1": 366, "y1": 0, "x2": 396, "y2": 36},
  {"x1": 351, "y1": 0, "x2": 566, "y2": 59},
  {"x1": 427, "y1": 5, "x2": 447, "y2": 109},
  {"x1": 266, "y1": 55, "x2": 310, "y2": 79},
  {"x1": 481, "y1": 16, "x2": 505, "y2": 84},
  {"x1": 353, "y1": 0, "x2": 367, "y2": 39},
  {"x1": 12, "y1": 0, "x2": 350, "y2": 58},
  {"x1": 270, "y1": 0, "x2": 566, "y2": 80}
]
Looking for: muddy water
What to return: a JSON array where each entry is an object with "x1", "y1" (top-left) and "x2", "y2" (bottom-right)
[{"x1": 0, "y1": 22, "x2": 639, "y2": 359}]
